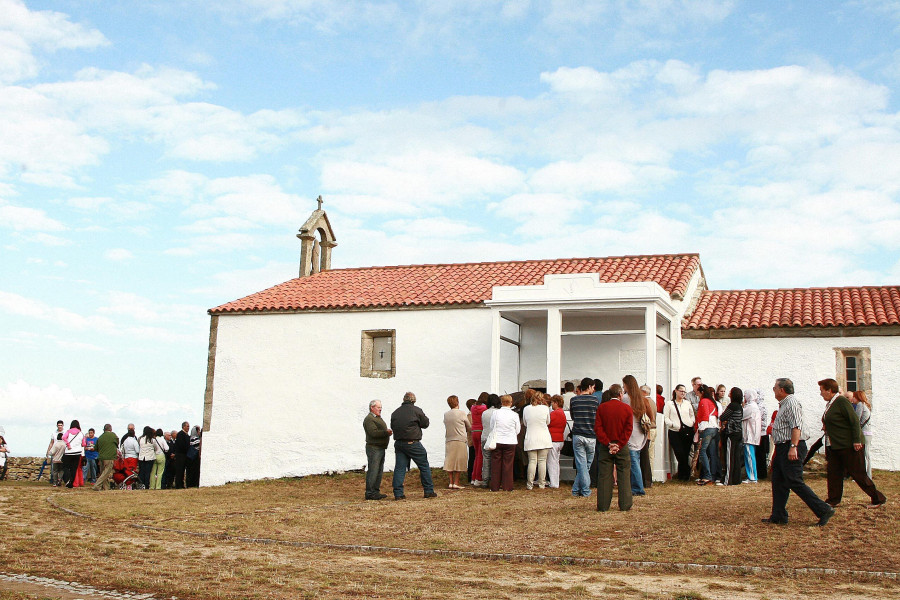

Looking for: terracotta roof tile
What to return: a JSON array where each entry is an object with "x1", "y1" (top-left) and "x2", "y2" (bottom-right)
[
  {"x1": 210, "y1": 254, "x2": 701, "y2": 314},
  {"x1": 684, "y1": 287, "x2": 900, "y2": 330}
]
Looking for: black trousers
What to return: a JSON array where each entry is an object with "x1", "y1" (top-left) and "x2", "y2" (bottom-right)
[
  {"x1": 186, "y1": 457, "x2": 200, "y2": 488},
  {"x1": 174, "y1": 454, "x2": 187, "y2": 489},
  {"x1": 769, "y1": 440, "x2": 831, "y2": 523},
  {"x1": 825, "y1": 446, "x2": 886, "y2": 506},
  {"x1": 162, "y1": 456, "x2": 176, "y2": 489},
  {"x1": 756, "y1": 436, "x2": 770, "y2": 479},
  {"x1": 62, "y1": 454, "x2": 81, "y2": 488},
  {"x1": 668, "y1": 429, "x2": 692, "y2": 480}
]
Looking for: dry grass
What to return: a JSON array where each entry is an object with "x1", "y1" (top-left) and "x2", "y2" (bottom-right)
[{"x1": 1, "y1": 469, "x2": 898, "y2": 600}]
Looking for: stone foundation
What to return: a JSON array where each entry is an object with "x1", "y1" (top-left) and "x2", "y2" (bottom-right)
[{"x1": 2, "y1": 456, "x2": 47, "y2": 481}]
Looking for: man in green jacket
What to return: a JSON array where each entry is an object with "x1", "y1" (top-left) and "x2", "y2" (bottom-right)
[
  {"x1": 818, "y1": 378, "x2": 886, "y2": 508},
  {"x1": 92, "y1": 424, "x2": 119, "y2": 491},
  {"x1": 363, "y1": 400, "x2": 392, "y2": 500}
]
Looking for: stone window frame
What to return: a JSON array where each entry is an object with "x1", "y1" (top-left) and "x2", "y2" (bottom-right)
[
  {"x1": 361, "y1": 329, "x2": 396, "y2": 379},
  {"x1": 834, "y1": 346, "x2": 871, "y2": 397}
]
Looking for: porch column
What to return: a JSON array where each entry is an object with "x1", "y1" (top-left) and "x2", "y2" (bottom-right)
[
  {"x1": 644, "y1": 305, "x2": 662, "y2": 482},
  {"x1": 490, "y1": 309, "x2": 501, "y2": 394},
  {"x1": 546, "y1": 307, "x2": 561, "y2": 395}
]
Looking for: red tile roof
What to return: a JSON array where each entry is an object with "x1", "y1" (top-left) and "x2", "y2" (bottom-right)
[
  {"x1": 210, "y1": 254, "x2": 701, "y2": 314},
  {"x1": 684, "y1": 287, "x2": 900, "y2": 330}
]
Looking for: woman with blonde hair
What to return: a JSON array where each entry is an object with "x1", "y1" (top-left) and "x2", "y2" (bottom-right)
[
  {"x1": 848, "y1": 390, "x2": 875, "y2": 479},
  {"x1": 443, "y1": 395, "x2": 471, "y2": 489},
  {"x1": 622, "y1": 375, "x2": 649, "y2": 496},
  {"x1": 523, "y1": 391, "x2": 552, "y2": 489}
]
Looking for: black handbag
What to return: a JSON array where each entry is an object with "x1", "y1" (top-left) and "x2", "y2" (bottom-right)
[{"x1": 673, "y1": 400, "x2": 693, "y2": 437}]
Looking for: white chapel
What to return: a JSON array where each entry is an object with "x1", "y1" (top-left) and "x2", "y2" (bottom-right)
[{"x1": 199, "y1": 201, "x2": 900, "y2": 486}]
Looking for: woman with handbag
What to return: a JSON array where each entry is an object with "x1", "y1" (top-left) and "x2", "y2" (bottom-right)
[
  {"x1": 664, "y1": 385, "x2": 695, "y2": 481},
  {"x1": 622, "y1": 375, "x2": 648, "y2": 496},
  {"x1": 61, "y1": 420, "x2": 84, "y2": 489}
]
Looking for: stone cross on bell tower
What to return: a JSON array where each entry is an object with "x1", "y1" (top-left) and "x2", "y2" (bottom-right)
[{"x1": 297, "y1": 196, "x2": 337, "y2": 278}]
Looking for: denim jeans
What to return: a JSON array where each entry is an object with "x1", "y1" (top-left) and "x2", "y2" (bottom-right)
[
  {"x1": 82, "y1": 457, "x2": 99, "y2": 482},
  {"x1": 629, "y1": 449, "x2": 645, "y2": 495},
  {"x1": 365, "y1": 444, "x2": 386, "y2": 498},
  {"x1": 392, "y1": 440, "x2": 434, "y2": 498},
  {"x1": 572, "y1": 435, "x2": 596, "y2": 497},
  {"x1": 699, "y1": 428, "x2": 717, "y2": 480}
]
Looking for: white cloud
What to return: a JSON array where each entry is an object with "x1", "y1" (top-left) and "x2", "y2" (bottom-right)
[
  {"x1": 0, "y1": 289, "x2": 201, "y2": 342},
  {"x1": 0, "y1": 0, "x2": 108, "y2": 84},
  {"x1": 320, "y1": 150, "x2": 524, "y2": 211},
  {"x1": 0, "y1": 203, "x2": 66, "y2": 230},
  {"x1": 104, "y1": 248, "x2": 134, "y2": 262}
]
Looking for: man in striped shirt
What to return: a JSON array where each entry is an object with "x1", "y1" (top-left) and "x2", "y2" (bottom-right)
[
  {"x1": 570, "y1": 377, "x2": 599, "y2": 498},
  {"x1": 763, "y1": 378, "x2": 835, "y2": 527}
]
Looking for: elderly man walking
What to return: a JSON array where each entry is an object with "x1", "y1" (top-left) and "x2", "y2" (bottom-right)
[
  {"x1": 763, "y1": 378, "x2": 835, "y2": 527},
  {"x1": 363, "y1": 399, "x2": 392, "y2": 500},
  {"x1": 390, "y1": 392, "x2": 437, "y2": 500}
]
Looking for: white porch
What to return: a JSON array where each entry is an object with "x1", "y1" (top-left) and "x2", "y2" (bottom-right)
[{"x1": 486, "y1": 273, "x2": 680, "y2": 482}]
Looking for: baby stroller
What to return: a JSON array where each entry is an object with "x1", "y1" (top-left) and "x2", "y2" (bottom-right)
[{"x1": 112, "y1": 457, "x2": 144, "y2": 490}]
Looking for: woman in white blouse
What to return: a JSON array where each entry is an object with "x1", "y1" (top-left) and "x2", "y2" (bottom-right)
[
  {"x1": 489, "y1": 395, "x2": 521, "y2": 492},
  {"x1": 664, "y1": 385, "x2": 695, "y2": 481},
  {"x1": 523, "y1": 392, "x2": 552, "y2": 489}
]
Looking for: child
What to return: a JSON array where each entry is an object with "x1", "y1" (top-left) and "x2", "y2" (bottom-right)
[{"x1": 49, "y1": 433, "x2": 66, "y2": 486}]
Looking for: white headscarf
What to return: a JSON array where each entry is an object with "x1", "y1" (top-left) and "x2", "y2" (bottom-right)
[{"x1": 755, "y1": 388, "x2": 768, "y2": 431}]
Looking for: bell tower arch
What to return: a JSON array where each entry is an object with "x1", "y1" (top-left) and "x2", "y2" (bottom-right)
[{"x1": 297, "y1": 196, "x2": 337, "y2": 277}]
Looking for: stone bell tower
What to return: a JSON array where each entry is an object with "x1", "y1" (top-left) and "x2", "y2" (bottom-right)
[{"x1": 297, "y1": 196, "x2": 337, "y2": 277}]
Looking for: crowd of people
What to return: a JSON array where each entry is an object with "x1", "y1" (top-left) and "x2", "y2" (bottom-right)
[
  {"x1": 39, "y1": 420, "x2": 202, "y2": 490},
  {"x1": 362, "y1": 375, "x2": 886, "y2": 524}
]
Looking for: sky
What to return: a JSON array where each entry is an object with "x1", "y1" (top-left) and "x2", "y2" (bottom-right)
[{"x1": 2, "y1": 0, "x2": 900, "y2": 456}]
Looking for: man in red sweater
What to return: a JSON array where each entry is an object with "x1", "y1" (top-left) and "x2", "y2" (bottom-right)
[{"x1": 594, "y1": 384, "x2": 634, "y2": 512}]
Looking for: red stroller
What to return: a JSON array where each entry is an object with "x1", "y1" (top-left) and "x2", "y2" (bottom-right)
[{"x1": 112, "y1": 457, "x2": 144, "y2": 490}]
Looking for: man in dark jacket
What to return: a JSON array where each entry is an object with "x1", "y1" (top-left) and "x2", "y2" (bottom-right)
[
  {"x1": 363, "y1": 399, "x2": 392, "y2": 500},
  {"x1": 173, "y1": 421, "x2": 190, "y2": 489},
  {"x1": 390, "y1": 392, "x2": 437, "y2": 500}
]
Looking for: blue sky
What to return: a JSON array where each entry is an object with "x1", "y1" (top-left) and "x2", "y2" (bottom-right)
[{"x1": 2, "y1": 0, "x2": 900, "y2": 455}]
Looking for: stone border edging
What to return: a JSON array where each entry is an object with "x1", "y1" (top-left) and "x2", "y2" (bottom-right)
[
  {"x1": 0, "y1": 572, "x2": 170, "y2": 600},
  {"x1": 46, "y1": 495, "x2": 900, "y2": 582}
]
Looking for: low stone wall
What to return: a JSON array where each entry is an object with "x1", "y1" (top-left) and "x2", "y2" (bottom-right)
[{"x1": 3, "y1": 456, "x2": 47, "y2": 481}]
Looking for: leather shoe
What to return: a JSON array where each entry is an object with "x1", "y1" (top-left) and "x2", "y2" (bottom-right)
[
  {"x1": 424, "y1": 491, "x2": 438, "y2": 499},
  {"x1": 814, "y1": 507, "x2": 835, "y2": 527},
  {"x1": 394, "y1": 495, "x2": 405, "y2": 501},
  {"x1": 761, "y1": 517, "x2": 788, "y2": 525}
]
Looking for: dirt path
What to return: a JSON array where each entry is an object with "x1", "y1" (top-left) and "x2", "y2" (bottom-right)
[{"x1": 2, "y1": 484, "x2": 898, "y2": 600}]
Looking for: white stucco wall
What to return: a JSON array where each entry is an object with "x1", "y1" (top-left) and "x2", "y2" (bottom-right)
[
  {"x1": 201, "y1": 307, "x2": 493, "y2": 486},
  {"x1": 681, "y1": 335, "x2": 900, "y2": 471}
]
